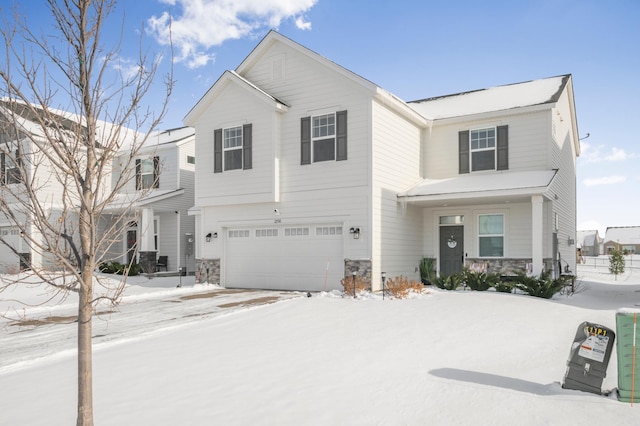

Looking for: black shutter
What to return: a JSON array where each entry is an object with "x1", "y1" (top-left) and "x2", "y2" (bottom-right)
[
  {"x1": 214, "y1": 129, "x2": 222, "y2": 173},
  {"x1": 243, "y1": 123, "x2": 252, "y2": 170},
  {"x1": 153, "y1": 156, "x2": 160, "y2": 188},
  {"x1": 135, "y1": 158, "x2": 141, "y2": 190},
  {"x1": 497, "y1": 125, "x2": 509, "y2": 171},
  {"x1": 0, "y1": 152, "x2": 5, "y2": 186},
  {"x1": 300, "y1": 116, "x2": 311, "y2": 165},
  {"x1": 458, "y1": 131, "x2": 470, "y2": 174},
  {"x1": 15, "y1": 149, "x2": 22, "y2": 183},
  {"x1": 336, "y1": 110, "x2": 347, "y2": 161}
]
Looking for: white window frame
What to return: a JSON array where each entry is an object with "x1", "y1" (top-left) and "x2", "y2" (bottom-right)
[
  {"x1": 139, "y1": 158, "x2": 156, "y2": 189},
  {"x1": 223, "y1": 126, "x2": 243, "y2": 171},
  {"x1": 477, "y1": 213, "x2": 505, "y2": 258},
  {"x1": 311, "y1": 113, "x2": 336, "y2": 163},
  {"x1": 470, "y1": 127, "x2": 496, "y2": 172}
]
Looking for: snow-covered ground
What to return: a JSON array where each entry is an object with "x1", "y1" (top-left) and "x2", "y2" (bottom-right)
[{"x1": 0, "y1": 269, "x2": 638, "y2": 425}]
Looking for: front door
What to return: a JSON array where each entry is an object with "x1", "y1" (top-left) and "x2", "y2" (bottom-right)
[
  {"x1": 126, "y1": 228, "x2": 137, "y2": 264},
  {"x1": 440, "y1": 226, "x2": 464, "y2": 276}
]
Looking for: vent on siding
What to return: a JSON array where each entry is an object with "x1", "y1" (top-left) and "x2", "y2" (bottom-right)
[{"x1": 272, "y1": 54, "x2": 285, "y2": 82}]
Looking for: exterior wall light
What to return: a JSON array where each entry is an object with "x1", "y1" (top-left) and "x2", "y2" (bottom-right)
[
  {"x1": 205, "y1": 232, "x2": 212, "y2": 242},
  {"x1": 349, "y1": 227, "x2": 361, "y2": 239}
]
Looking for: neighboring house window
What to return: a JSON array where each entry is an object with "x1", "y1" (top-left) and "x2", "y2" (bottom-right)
[
  {"x1": 214, "y1": 124, "x2": 252, "y2": 173},
  {"x1": 1, "y1": 150, "x2": 21, "y2": 185},
  {"x1": 187, "y1": 155, "x2": 195, "y2": 164},
  {"x1": 478, "y1": 214, "x2": 504, "y2": 257},
  {"x1": 459, "y1": 125, "x2": 508, "y2": 173},
  {"x1": 135, "y1": 156, "x2": 159, "y2": 190},
  {"x1": 301, "y1": 110, "x2": 347, "y2": 164}
]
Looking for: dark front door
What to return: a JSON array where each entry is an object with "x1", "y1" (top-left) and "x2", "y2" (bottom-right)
[{"x1": 440, "y1": 226, "x2": 464, "y2": 276}]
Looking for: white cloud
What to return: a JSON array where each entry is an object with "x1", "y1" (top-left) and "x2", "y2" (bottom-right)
[
  {"x1": 147, "y1": 0, "x2": 318, "y2": 69},
  {"x1": 583, "y1": 175, "x2": 626, "y2": 187},
  {"x1": 580, "y1": 141, "x2": 636, "y2": 163}
]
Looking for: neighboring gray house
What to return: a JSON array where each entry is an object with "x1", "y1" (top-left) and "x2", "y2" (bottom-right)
[
  {"x1": 603, "y1": 226, "x2": 640, "y2": 254},
  {"x1": 577, "y1": 230, "x2": 602, "y2": 257},
  {"x1": 105, "y1": 126, "x2": 196, "y2": 274},
  {"x1": 185, "y1": 31, "x2": 579, "y2": 292}
]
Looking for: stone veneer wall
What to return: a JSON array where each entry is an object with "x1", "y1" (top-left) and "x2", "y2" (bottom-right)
[
  {"x1": 343, "y1": 258, "x2": 372, "y2": 290},
  {"x1": 465, "y1": 258, "x2": 554, "y2": 276},
  {"x1": 196, "y1": 258, "x2": 220, "y2": 285},
  {"x1": 138, "y1": 251, "x2": 157, "y2": 274}
]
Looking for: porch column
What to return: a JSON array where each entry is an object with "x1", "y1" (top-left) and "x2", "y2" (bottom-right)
[
  {"x1": 139, "y1": 207, "x2": 155, "y2": 251},
  {"x1": 138, "y1": 207, "x2": 156, "y2": 273},
  {"x1": 531, "y1": 195, "x2": 544, "y2": 276}
]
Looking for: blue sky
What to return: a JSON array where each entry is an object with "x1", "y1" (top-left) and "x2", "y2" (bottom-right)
[{"x1": 9, "y1": 0, "x2": 640, "y2": 236}]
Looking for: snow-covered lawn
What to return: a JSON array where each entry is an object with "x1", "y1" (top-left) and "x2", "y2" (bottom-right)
[{"x1": 0, "y1": 269, "x2": 638, "y2": 425}]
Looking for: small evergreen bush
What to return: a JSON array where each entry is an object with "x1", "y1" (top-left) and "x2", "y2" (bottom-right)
[
  {"x1": 99, "y1": 261, "x2": 141, "y2": 276},
  {"x1": 462, "y1": 269, "x2": 500, "y2": 291},
  {"x1": 511, "y1": 270, "x2": 564, "y2": 299},
  {"x1": 609, "y1": 248, "x2": 625, "y2": 278},
  {"x1": 432, "y1": 273, "x2": 462, "y2": 291}
]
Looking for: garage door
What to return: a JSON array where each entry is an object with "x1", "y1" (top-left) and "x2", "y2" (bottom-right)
[
  {"x1": 0, "y1": 227, "x2": 21, "y2": 273},
  {"x1": 225, "y1": 224, "x2": 344, "y2": 291}
]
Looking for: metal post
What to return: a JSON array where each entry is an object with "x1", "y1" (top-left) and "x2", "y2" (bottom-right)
[
  {"x1": 381, "y1": 272, "x2": 386, "y2": 300},
  {"x1": 352, "y1": 270, "x2": 357, "y2": 299}
]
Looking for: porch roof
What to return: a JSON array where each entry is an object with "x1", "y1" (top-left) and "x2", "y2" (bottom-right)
[
  {"x1": 398, "y1": 170, "x2": 557, "y2": 206},
  {"x1": 104, "y1": 188, "x2": 185, "y2": 213}
]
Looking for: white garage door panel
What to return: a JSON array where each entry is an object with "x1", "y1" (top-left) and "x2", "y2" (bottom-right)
[{"x1": 226, "y1": 225, "x2": 344, "y2": 291}]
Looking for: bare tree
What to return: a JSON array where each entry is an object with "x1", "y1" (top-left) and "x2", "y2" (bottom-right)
[{"x1": 0, "y1": 1, "x2": 172, "y2": 425}]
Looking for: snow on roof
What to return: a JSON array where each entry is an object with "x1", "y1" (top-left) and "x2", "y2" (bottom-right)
[
  {"x1": 408, "y1": 75, "x2": 569, "y2": 120},
  {"x1": 604, "y1": 226, "x2": 640, "y2": 244},
  {"x1": 147, "y1": 126, "x2": 194, "y2": 146},
  {"x1": 399, "y1": 170, "x2": 557, "y2": 198}
]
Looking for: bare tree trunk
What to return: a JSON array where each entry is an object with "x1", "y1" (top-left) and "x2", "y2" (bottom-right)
[{"x1": 77, "y1": 277, "x2": 94, "y2": 426}]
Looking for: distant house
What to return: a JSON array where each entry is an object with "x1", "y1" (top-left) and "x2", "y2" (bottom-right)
[
  {"x1": 0, "y1": 100, "x2": 137, "y2": 273},
  {"x1": 104, "y1": 127, "x2": 196, "y2": 274},
  {"x1": 603, "y1": 226, "x2": 640, "y2": 254},
  {"x1": 185, "y1": 31, "x2": 580, "y2": 292},
  {"x1": 577, "y1": 230, "x2": 602, "y2": 257}
]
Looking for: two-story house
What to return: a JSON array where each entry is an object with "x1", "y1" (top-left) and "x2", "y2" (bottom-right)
[
  {"x1": 185, "y1": 31, "x2": 579, "y2": 292},
  {"x1": 104, "y1": 126, "x2": 196, "y2": 274}
]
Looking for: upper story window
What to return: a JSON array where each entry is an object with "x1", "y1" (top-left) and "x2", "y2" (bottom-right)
[
  {"x1": 1, "y1": 149, "x2": 22, "y2": 185},
  {"x1": 187, "y1": 155, "x2": 195, "y2": 164},
  {"x1": 312, "y1": 113, "x2": 336, "y2": 162},
  {"x1": 214, "y1": 124, "x2": 252, "y2": 173},
  {"x1": 301, "y1": 110, "x2": 347, "y2": 164},
  {"x1": 136, "y1": 156, "x2": 159, "y2": 190},
  {"x1": 224, "y1": 126, "x2": 243, "y2": 170},
  {"x1": 470, "y1": 128, "x2": 495, "y2": 171},
  {"x1": 459, "y1": 125, "x2": 508, "y2": 174}
]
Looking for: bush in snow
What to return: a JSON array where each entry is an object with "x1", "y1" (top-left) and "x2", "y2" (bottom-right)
[
  {"x1": 384, "y1": 275, "x2": 423, "y2": 298},
  {"x1": 511, "y1": 270, "x2": 565, "y2": 299},
  {"x1": 432, "y1": 273, "x2": 462, "y2": 291},
  {"x1": 340, "y1": 274, "x2": 370, "y2": 297},
  {"x1": 461, "y1": 269, "x2": 500, "y2": 291}
]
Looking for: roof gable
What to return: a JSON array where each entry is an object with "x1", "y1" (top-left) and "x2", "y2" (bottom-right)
[{"x1": 184, "y1": 69, "x2": 289, "y2": 125}]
